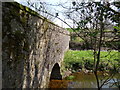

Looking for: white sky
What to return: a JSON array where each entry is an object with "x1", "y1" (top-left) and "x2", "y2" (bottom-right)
[
  {"x1": 14, "y1": 0, "x2": 73, "y2": 28},
  {"x1": 14, "y1": 0, "x2": 118, "y2": 28}
]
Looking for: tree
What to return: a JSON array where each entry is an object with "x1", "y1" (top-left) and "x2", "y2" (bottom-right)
[{"x1": 64, "y1": 1, "x2": 120, "y2": 89}]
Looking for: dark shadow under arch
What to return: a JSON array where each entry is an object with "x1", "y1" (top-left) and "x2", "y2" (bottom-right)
[{"x1": 50, "y1": 63, "x2": 62, "y2": 80}]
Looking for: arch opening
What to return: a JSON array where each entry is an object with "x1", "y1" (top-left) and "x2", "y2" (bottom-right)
[{"x1": 50, "y1": 63, "x2": 62, "y2": 80}]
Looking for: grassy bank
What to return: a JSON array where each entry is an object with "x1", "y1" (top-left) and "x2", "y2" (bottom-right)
[{"x1": 63, "y1": 50, "x2": 120, "y2": 72}]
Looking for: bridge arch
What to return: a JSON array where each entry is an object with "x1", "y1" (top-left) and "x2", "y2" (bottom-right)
[{"x1": 50, "y1": 63, "x2": 62, "y2": 80}]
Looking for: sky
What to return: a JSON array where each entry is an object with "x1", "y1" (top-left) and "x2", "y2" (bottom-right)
[
  {"x1": 14, "y1": 0, "x2": 73, "y2": 28},
  {"x1": 14, "y1": 0, "x2": 117, "y2": 28}
]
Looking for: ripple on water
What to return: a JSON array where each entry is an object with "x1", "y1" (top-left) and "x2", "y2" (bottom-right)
[{"x1": 49, "y1": 72, "x2": 120, "y2": 88}]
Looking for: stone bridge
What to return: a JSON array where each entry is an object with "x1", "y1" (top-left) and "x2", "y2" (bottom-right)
[{"x1": 2, "y1": 2, "x2": 70, "y2": 88}]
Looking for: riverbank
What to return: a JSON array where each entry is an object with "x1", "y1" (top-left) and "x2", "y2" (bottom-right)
[{"x1": 62, "y1": 50, "x2": 120, "y2": 75}]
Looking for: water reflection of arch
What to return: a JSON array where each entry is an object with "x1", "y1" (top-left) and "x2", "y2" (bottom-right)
[{"x1": 50, "y1": 63, "x2": 62, "y2": 80}]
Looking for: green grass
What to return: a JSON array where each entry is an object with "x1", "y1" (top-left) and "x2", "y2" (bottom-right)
[
  {"x1": 63, "y1": 50, "x2": 120, "y2": 71},
  {"x1": 64, "y1": 50, "x2": 93, "y2": 63}
]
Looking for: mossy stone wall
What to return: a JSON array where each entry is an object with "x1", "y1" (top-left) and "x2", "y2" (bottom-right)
[{"x1": 2, "y1": 2, "x2": 70, "y2": 88}]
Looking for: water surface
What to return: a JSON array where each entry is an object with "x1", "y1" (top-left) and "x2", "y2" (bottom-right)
[{"x1": 49, "y1": 72, "x2": 120, "y2": 88}]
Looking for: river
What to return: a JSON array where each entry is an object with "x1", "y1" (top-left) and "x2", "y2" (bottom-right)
[{"x1": 49, "y1": 72, "x2": 120, "y2": 88}]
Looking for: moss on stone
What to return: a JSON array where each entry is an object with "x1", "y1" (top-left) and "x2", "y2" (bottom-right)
[
  {"x1": 9, "y1": 2, "x2": 57, "y2": 25},
  {"x1": 43, "y1": 20, "x2": 49, "y2": 31},
  {"x1": 19, "y1": 4, "x2": 25, "y2": 10}
]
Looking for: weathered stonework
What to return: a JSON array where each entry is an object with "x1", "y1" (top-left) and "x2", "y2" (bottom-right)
[
  {"x1": 2, "y1": 2, "x2": 70, "y2": 88},
  {"x1": 0, "y1": 1, "x2": 2, "y2": 90}
]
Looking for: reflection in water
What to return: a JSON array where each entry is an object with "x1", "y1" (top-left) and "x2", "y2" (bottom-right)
[
  {"x1": 68, "y1": 81, "x2": 97, "y2": 88},
  {"x1": 49, "y1": 80, "x2": 71, "y2": 88},
  {"x1": 49, "y1": 72, "x2": 120, "y2": 88},
  {"x1": 67, "y1": 72, "x2": 120, "y2": 88},
  {"x1": 67, "y1": 72, "x2": 97, "y2": 88}
]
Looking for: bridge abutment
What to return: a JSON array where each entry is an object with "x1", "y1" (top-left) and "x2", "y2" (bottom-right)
[{"x1": 2, "y1": 2, "x2": 70, "y2": 88}]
